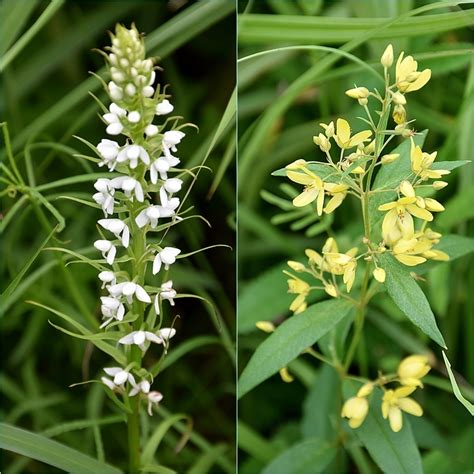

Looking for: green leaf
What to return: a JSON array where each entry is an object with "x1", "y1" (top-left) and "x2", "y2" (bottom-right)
[
  {"x1": 261, "y1": 438, "x2": 337, "y2": 474},
  {"x1": 348, "y1": 387, "x2": 423, "y2": 474},
  {"x1": 27, "y1": 301, "x2": 126, "y2": 365},
  {"x1": 442, "y1": 351, "x2": 474, "y2": 415},
  {"x1": 239, "y1": 10, "x2": 474, "y2": 44},
  {"x1": 379, "y1": 253, "x2": 446, "y2": 348},
  {"x1": 1, "y1": 226, "x2": 56, "y2": 304},
  {"x1": 238, "y1": 299, "x2": 352, "y2": 398},
  {"x1": 0, "y1": 422, "x2": 121, "y2": 473},
  {"x1": 301, "y1": 365, "x2": 339, "y2": 440},
  {"x1": 142, "y1": 414, "x2": 190, "y2": 466},
  {"x1": 237, "y1": 421, "x2": 280, "y2": 464}
]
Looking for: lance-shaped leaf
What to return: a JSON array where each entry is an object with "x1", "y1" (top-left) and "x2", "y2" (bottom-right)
[
  {"x1": 238, "y1": 299, "x2": 352, "y2": 398},
  {"x1": 379, "y1": 253, "x2": 446, "y2": 348}
]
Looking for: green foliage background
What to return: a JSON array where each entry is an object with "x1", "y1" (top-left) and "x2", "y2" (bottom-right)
[
  {"x1": 237, "y1": 0, "x2": 474, "y2": 473},
  {"x1": 1, "y1": 1, "x2": 236, "y2": 472}
]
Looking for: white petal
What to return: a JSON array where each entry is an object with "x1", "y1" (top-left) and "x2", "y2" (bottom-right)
[
  {"x1": 101, "y1": 377, "x2": 116, "y2": 390},
  {"x1": 158, "y1": 328, "x2": 176, "y2": 340},
  {"x1": 121, "y1": 225, "x2": 130, "y2": 248},
  {"x1": 135, "y1": 209, "x2": 149, "y2": 228},
  {"x1": 114, "y1": 370, "x2": 129, "y2": 385},
  {"x1": 106, "y1": 245, "x2": 116, "y2": 265},
  {"x1": 133, "y1": 331, "x2": 146, "y2": 345},
  {"x1": 145, "y1": 332, "x2": 163, "y2": 344},
  {"x1": 153, "y1": 254, "x2": 162, "y2": 275},
  {"x1": 135, "y1": 285, "x2": 151, "y2": 303},
  {"x1": 134, "y1": 182, "x2": 144, "y2": 202},
  {"x1": 118, "y1": 332, "x2": 137, "y2": 345},
  {"x1": 104, "y1": 367, "x2": 121, "y2": 376},
  {"x1": 122, "y1": 282, "x2": 137, "y2": 296}
]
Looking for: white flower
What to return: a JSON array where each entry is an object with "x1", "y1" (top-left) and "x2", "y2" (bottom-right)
[
  {"x1": 147, "y1": 391, "x2": 163, "y2": 416},
  {"x1": 103, "y1": 103, "x2": 126, "y2": 135},
  {"x1": 162, "y1": 130, "x2": 185, "y2": 158},
  {"x1": 100, "y1": 296, "x2": 125, "y2": 328},
  {"x1": 103, "y1": 367, "x2": 135, "y2": 386},
  {"x1": 108, "y1": 281, "x2": 151, "y2": 304},
  {"x1": 97, "y1": 139, "x2": 120, "y2": 169},
  {"x1": 129, "y1": 379, "x2": 150, "y2": 396},
  {"x1": 149, "y1": 155, "x2": 180, "y2": 183},
  {"x1": 154, "y1": 280, "x2": 177, "y2": 314},
  {"x1": 98, "y1": 270, "x2": 116, "y2": 288},
  {"x1": 94, "y1": 239, "x2": 117, "y2": 265},
  {"x1": 118, "y1": 330, "x2": 162, "y2": 351},
  {"x1": 135, "y1": 205, "x2": 160, "y2": 229},
  {"x1": 116, "y1": 144, "x2": 150, "y2": 169},
  {"x1": 110, "y1": 176, "x2": 144, "y2": 202},
  {"x1": 93, "y1": 178, "x2": 115, "y2": 215},
  {"x1": 142, "y1": 85, "x2": 154, "y2": 97},
  {"x1": 156, "y1": 99, "x2": 174, "y2": 115},
  {"x1": 98, "y1": 218, "x2": 130, "y2": 248},
  {"x1": 158, "y1": 197, "x2": 180, "y2": 218},
  {"x1": 164, "y1": 178, "x2": 183, "y2": 194},
  {"x1": 153, "y1": 247, "x2": 181, "y2": 274}
]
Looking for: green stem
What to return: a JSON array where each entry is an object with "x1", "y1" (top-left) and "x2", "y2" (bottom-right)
[{"x1": 127, "y1": 396, "x2": 141, "y2": 474}]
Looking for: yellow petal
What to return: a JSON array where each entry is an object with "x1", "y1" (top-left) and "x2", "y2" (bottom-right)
[
  {"x1": 388, "y1": 407, "x2": 403, "y2": 432},
  {"x1": 398, "y1": 397, "x2": 423, "y2": 417},
  {"x1": 293, "y1": 188, "x2": 318, "y2": 207},
  {"x1": 399, "y1": 180, "x2": 415, "y2": 198},
  {"x1": 405, "y1": 68, "x2": 431, "y2": 92},
  {"x1": 373, "y1": 267, "x2": 386, "y2": 283},
  {"x1": 316, "y1": 189, "x2": 325, "y2": 216},
  {"x1": 382, "y1": 208, "x2": 398, "y2": 241},
  {"x1": 336, "y1": 118, "x2": 351, "y2": 145},
  {"x1": 395, "y1": 254, "x2": 426, "y2": 266},
  {"x1": 286, "y1": 170, "x2": 314, "y2": 185},
  {"x1": 378, "y1": 201, "x2": 397, "y2": 211},
  {"x1": 348, "y1": 130, "x2": 373, "y2": 148},
  {"x1": 406, "y1": 204, "x2": 433, "y2": 221},
  {"x1": 286, "y1": 159, "x2": 307, "y2": 170}
]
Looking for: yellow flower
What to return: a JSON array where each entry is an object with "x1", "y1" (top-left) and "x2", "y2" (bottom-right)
[
  {"x1": 286, "y1": 167, "x2": 325, "y2": 213},
  {"x1": 410, "y1": 140, "x2": 450, "y2": 181},
  {"x1": 397, "y1": 355, "x2": 430, "y2": 387},
  {"x1": 395, "y1": 52, "x2": 431, "y2": 93},
  {"x1": 392, "y1": 104, "x2": 406, "y2": 125},
  {"x1": 287, "y1": 275, "x2": 310, "y2": 314},
  {"x1": 341, "y1": 396, "x2": 369, "y2": 429},
  {"x1": 334, "y1": 118, "x2": 372, "y2": 150},
  {"x1": 323, "y1": 183, "x2": 349, "y2": 214},
  {"x1": 391, "y1": 228, "x2": 449, "y2": 266},
  {"x1": 382, "y1": 386, "x2": 423, "y2": 432},
  {"x1": 323, "y1": 238, "x2": 358, "y2": 292},
  {"x1": 379, "y1": 180, "x2": 434, "y2": 243}
]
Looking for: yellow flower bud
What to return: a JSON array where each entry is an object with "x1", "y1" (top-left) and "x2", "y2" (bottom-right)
[
  {"x1": 392, "y1": 91, "x2": 406, "y2": 105},
  {"x1": 433, "y1": 181, "x2": 448, "y2": 190},
  {"x1": 397, "y1": 355, "x2": 430, "y2": 386},
  {"x1": 373, "y1": 267, "x2": 386, "y2": 283},
  {"x1": 288, "y1": 260, "x2": 305, "y2": 272},
  {"x1": 320, "y1": 121, "x2": 335, "y2": 138},
  {"x1": 341, "y1": 396, "x2": 369, "y2": 429},
  {"x1": 381, "y1": 44, "x2": 394, "y2": 68},
  {"x1": 256, "y1": 321, "x2": 275, "y2": 333},
  {"x1": 381, "y1": 153, "x2": 399, "y2": 164},
  {"x1": 345, "y1": 87, "x2": 369, "y2": 100},
  {"x1": 313, "y1": 133, "x2": 331, "y2": 152},
  {"x1": 324, "y1": 283, "x2": 338, "y2": 298},
  {"x1": 357, "y1": 383, "x2": 374, "y2": 397},
  {"x1": 399, "y1": 180, "x2": 415, "y2": 198}
]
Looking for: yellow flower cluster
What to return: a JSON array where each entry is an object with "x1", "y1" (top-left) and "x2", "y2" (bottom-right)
[
  {"x1": 285, "y1": 237, "x2": 358, "y2": 313},
  {"x1": 341, "y1": 355, "x2": 430, "y2": 432},
  {"x1": 379, "y1": 140, "x2": 450, "y2": 266}
]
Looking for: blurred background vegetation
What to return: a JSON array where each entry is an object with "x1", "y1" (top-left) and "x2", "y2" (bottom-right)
[
  {"x1": 1, "y1": 1, "x2": 236, "y2": 472},
  {"x1": 238, "y1": 0, "x2": 474, "y2": 473}
]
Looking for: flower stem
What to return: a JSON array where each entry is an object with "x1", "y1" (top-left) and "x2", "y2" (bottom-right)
[{"x1": 127, "y1": 396, "x2": 141, "y2": 473}]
